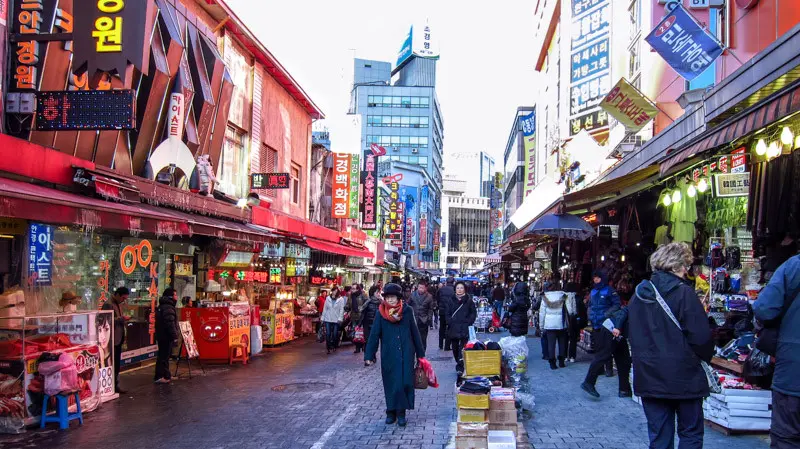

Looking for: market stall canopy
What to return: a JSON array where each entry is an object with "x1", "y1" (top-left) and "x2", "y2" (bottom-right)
[
  {"x1": 526, "y1": 213, "x2": 595, "y2": 241},
  {"x1": 304, "y1": 237, "x2": 373, "y2": 259},
  {"x1": 562, "y1": 165, "x2": 660, "y2": 213},
  {"x1": 484, "y1": 252, "x2": 501, "y2": 265},
  {"x1": 509, "y1": 181, "x2": 564, "y2": 229}
]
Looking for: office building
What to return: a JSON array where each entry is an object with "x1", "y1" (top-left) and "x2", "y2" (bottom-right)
[{"x1": 445, "y1": 151, "x2": 495, "y2": 198}]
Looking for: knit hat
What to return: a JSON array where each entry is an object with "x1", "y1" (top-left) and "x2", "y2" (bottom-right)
[{"x1": 382, "y1": 283, "x2": 403, "y2": 298}]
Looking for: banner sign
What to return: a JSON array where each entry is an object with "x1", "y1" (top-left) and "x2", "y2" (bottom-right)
[
  {"x1": 28, "y1": 222, "x2": 53, "y2": 286},
  {"x1": 600, "y1": 78, "x2": 658, "y2": 132},
  {"x1": 419, "y1": 185, "x2": 429, "y2": 250},
  {"x1": 360, "y1": 152, "x2": 379, "y2": 230},
  {"x1": 569, "y1": 110, "x2": 609, "y2": 136},
  {"x1": 332, "y1": 152, "x2": 351, "y2": 219},
  {"x1": 645, "y1": 4, "x2": 723, "y2": 81},
  {"x1": 569, "y1": 0, "x2": 612, "y2": 134},
  {"x1": 348, "y1": 155, "x2": 360, "y2": 219},
  {"x1": 714, "y1": 172, "x2": 750, "y2": 197},
  {"x1": 731, "y1": 147, "x2": 747, "y2": 173},
  {"x1": 251, "y1": 172, "x2": 290, "y2": 189},
  {"x1": 521, "y1": 111, "x2": 536, "y2": 198}
]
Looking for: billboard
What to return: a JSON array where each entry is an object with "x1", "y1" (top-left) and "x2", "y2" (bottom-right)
[
  {"x1": 395, "y1": 24, "x2": 440, "y2": 70},
  {"x1": 332, "y1": 152, "x2": 351, "y2": 219},
  {"x1": 569, "y1": 0, "x2": 612, "y2": 136},
  {"x1": 520, "y1": 111, "x2": 536, "y2": 198}
]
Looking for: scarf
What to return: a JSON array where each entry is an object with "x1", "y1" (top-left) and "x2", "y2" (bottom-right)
[{"x1": 379, "y1": 300, "x2": 403, "y2": 323}]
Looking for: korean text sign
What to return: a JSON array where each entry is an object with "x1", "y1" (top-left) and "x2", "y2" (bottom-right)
[
  {"x1": 645, "y1": 4, "x2": 723, "y2": 81},
  {"x1": 28, "y1": 223, "x2": 53, "y2": 286},
  {"x1": 521, "y1": 111, "x2": 536, "y2": 198},
  {"x1": 600, "y1": 78, "x2": 658, "y2": 132},
  {"x1": 348, "y1": 155, "x2": 360, "y2": 219},
  {"x1": 569, "y1": 0, "x2": 612, "y2": 135},
  {"x1": 331, "y1": 152, "x2": 351, "y2": 219},
  {"x1": 360, "y1": 152, "x2": 379, "y2": 230}
]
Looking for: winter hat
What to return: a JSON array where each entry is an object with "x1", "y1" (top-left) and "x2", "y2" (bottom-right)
[{"x1": 382, "y1": 283, "x2": 403, "y2": 298}]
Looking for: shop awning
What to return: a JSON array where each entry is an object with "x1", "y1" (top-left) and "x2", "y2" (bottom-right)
[
  {"x1": 562, "y1": 165, "x2": 660, "y2": 212},
  {"x1": 305, "y1": 237, "x2": 373, "y2": 259},
  {"x1": 660, "y1": 82, "x2": 800, "y2": 176}
]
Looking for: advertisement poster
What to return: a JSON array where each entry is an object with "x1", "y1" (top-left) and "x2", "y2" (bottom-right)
[
  {"x1": 260, "y1": 311, "x2": 294, "y2": 346},
  {"x1": 600, "y1": 78, "x2": 658, "y2": 132},
  {"x1": 331, "y1": 152, "x2": 351, "y2": 219},
  {"x1": 520, "y1": 111, "x2": 536, "y2": 198},
  {"x1": 179, "y1": 321, "x2": 200, "y2": 359},
  {"x1": 228, "y1": 303, "x2": 251, "y2": 350},
  {"x1": 569, "y1": 0, "x2": 612, "y2": 135}
]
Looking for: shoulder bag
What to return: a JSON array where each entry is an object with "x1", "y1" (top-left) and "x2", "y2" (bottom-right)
[{"x1": 649, "y1": 281, "x2": 722, "y2": 394}]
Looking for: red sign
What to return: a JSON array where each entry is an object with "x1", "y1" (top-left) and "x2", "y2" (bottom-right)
[
  {"x1": 692, "y1": 168, "x2": 700, "y2": 182},
  {"x1": 369, "y1": 143, "x2": 387, "y2": 156},
  {"x1": 36, "y1": 90, "x2": 137, "y2": 130},
  {"x1": 251, "y1": 173, "x2": 290, "y2": 189},
  {"x1": 731, "y1": 147, "x2": 747, "y2": 173},
  {"x1": 332, "y1": 153, "x2": 351, "y2": 219},
  {"x1": 309, "y1": 275, "x2": 340, "y2": 286}
]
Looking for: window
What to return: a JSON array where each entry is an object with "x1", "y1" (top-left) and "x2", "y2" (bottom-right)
[
  {"x1": 420, "y1": 117, "x2": 429, "y2": 127},
  {"x1": 365, "y1": 116, "x2": 429, "y2": 128},
  {"x1": 628, "y1": 40, "x2": 640, "y2": 79},
  {"x1": 628, "y1": 0, "x2": 641, "y2": 40},
  {"x1": 221, "y1": 126, "x2": 248, "y2": 197},
  {"x1": 290, "y1": 164, "x2": 301, "y2": 205},
  {"x1": 420, "y1": 97, "x2": 430, "y2": 106},
  {"x1": 263, "y1": 145, "x2": 279, "y2": 198},
  {"x1": 365, "y1": 96, "x2": 429, "y2": 108},
  {"x1": 419, "y1": 156, "x2": 428, "y2": 166}
]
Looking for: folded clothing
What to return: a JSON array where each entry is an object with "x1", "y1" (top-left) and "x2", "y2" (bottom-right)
[{"x1": 459, "y1": 376, "x2": 492, "y2": 394}]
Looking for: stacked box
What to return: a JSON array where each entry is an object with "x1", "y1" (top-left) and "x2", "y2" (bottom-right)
[
  {"x1": 703, "y1": 388, "x2": 772, "y2": 432},
  {"x1": 458, "y1": 408, "x2": 489, "y2": 423},
  {"x1": 487, "y1": 430, "x2": 516, "y2": 449}
]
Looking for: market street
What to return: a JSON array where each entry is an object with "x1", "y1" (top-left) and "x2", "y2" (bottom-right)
[{"x1": 0, "y1": 332, "x2": 769, "y2": 449}]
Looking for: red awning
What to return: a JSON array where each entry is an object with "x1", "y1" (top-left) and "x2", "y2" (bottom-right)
[
  {"x1": 251, "y1": 205, "x2": 340, "y2": 242},
  {"x1": 305, "y1": 238, "x2": 373, "y2": 258}
]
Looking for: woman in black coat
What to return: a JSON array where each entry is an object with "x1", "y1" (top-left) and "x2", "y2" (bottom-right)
[
  {"x1": 628, "y1": 243, "x2": 713, "y2": 449},
  {"x1": 447, "y1": 281, "x2": 478, "y2": 375},
  {"x1": 360, "y1": 285, "x2": 381, "y2": 342},
  {"x1": 154, "y1": 287, "x2": 179, "y2": 384},
  {"x1": 507, "y1": 282, "x2": 531, "y2": 337},
  {"x1": 364, "y1": 283, "x2": 425, "y2": 427}
]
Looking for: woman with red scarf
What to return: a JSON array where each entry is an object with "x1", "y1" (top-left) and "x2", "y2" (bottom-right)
[{"x1": 364, "y1": 283, "x2": 425, "y2": 427}]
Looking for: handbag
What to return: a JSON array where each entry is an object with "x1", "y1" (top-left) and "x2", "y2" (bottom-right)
[
  {"x1": 649, "y1": 281, "x2": 722, "y2": 394},
  {"x1": 414, "y1": 361, "x2": 429, "y2": 389},
  {"x1": 353, "y1": 325, "x2": 365, "y2": 344}
]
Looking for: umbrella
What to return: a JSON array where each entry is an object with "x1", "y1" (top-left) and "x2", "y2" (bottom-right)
[{"x1": 526, "y1": 213, "x2": 595, "y2": 269}]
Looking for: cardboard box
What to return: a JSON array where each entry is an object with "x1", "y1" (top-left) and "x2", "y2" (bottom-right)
[
  {"x1": 456, "y1": 435, "x2": 488, "y2": 449},
  {"x1": 458, "y1": 408, "x2": 489, "y2": 423},
  {"x1": 464, "y1": 350, "x2": 502, "y2": 376},
  {"x1": 489, "y1": 388, "x2": 516, "y2": 411},
  {"x1": 489, "y1": 409, "x2": 518, "y2": 424},
  {"x1": 458, "y1": 422, "x2": 489, "y2": 437},
  {"x1": 487, "y1": 430, "x2": 516, "y2": 449},
  {"x1": 489, "y1": 423, "x2": 519, "y2": 437},
  {"x1": 458, "y1": 392, "x2": 490, "y2": 409}
]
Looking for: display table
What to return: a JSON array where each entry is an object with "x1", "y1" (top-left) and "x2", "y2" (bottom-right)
[{"x1": 181, "y1": 303, "x2": 251, "y2": 362}]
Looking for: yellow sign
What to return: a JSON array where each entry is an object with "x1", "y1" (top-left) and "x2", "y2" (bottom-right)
[
  {"x1": 0, "y1": 218, "x2": 26, "y2": 235},
  {"x1": 600, "y1": 78, "x2": 658, "y2": 133}
]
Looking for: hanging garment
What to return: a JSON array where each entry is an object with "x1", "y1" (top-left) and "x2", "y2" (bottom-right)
[
  {"x1": 654, "y1": 225, "x2": 670, "y2": 246},
  {"x1": 669, "y1": 179, "x2": 698, "y2": 243}
]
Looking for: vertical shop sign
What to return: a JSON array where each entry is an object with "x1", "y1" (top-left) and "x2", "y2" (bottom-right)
[
  {"x1": 72, "y1": 0, "x2": 153, "y2": 83},
  {"x1": 731, "y1": 147, "x2": 747, "y2": 173},
  {"x1": 569, "y1": 0, "x2": 612, "y2": 136},
  {"x1": 28, "y1": 222, "x2": 52, "y2": 286},
  {"x1": 433, "y1": 229, "x2": 440, "y2": 263},
  {"x1": 332, "y1": 152, "x2": 351, "y2": 219},
  {"x1": 349, "y1": 154, "x2": 360, "y2": 219},
  {"x1": 360, "y1": 152, "x2": 379, "y2": 230},
  {"x1": 645, "y1": 4, "x2": 723, "y2": 81},
  {"x1": 419, "y1": 185, "x2": 429, "y2": 250},
  {"x1": 96, "y1": 260, "x2": 110, "y2": 308},
  {"x1": 521, "y1": 111, "x2": 536, "y2": 198}
]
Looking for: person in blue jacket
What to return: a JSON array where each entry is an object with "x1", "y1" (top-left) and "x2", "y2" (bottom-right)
[
  {"x1": 581, "y1": 270, "x2": 630, "y2": 398},
  {"x1": 754, "y1": 254, "x2": 800, "y2": 449}
]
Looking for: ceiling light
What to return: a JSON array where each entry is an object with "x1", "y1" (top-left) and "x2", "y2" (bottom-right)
[
  {"x1": 767, "y1": 140, "x2": 782, "y2": 159},
  {"x1": 755, "y1": 139, "x2": 767, "y2": 156},
  {"x1": 662, "y1": 192, "x2": 672, "y2": 207},
  {"x1": 795, "y1": 135, "x2": 800, "y2": 150},
  {"x1": 687, "y1": 184, "x2": 697, "y2": 198},
  {"x1": 697, "y1": 178, "x2": 708, "y2": 193},
  {"x1": 236, "y1": 198, "x2": 248, "y2": 208},
  {"x1": 781, "y1": 126, "x2": 794, "y2": 146},
  {"x1": 671, "y1": 189, "x2": 682, "y2": 204}
]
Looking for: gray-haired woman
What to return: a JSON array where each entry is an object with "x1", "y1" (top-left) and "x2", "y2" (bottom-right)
[{"x1": 628, "y1": 242, "x2": 714, "y2": 449}]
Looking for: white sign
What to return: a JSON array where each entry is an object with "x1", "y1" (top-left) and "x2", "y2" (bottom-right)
[
  {"x1": 688, "y1": 0, "x2": 710, "y2": 8},
  {"x1": 714, "y1": 172, "x2": 750, "y2": 197},
  {"x1": 99, "y1": 366, "x2": 115, "y2": 398},
  {"x1": 412, "y1": 24, "x2": 439, "y2": 59}
]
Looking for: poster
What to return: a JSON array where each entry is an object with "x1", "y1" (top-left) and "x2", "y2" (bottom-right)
[
  {"x1": 228, "y1": 303, "x2": 251, "y2": 350},
  {"x1": 520, "y1": 111, "x2": 536, "y2": 198},
  {"x1": 179, "y1": 321, "x2": 200, "y2": 359}
]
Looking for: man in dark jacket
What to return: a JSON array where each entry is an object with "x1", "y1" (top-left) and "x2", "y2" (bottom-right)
[
  {"x1": 102, "y1": 287, "x2": 129, "y2": 393},
  {"x1": 581, "y1": 270, "x2": 629, "y2": 398},
  {"x1": 508, "y1": 282, "x2": 531, "y2": 337},
  {"x1": 448, "y1": 281, "x2": 478, "y2": 375},
  {"x1": 407, "y1": 281, "x2": 435, "y2": 351},
  {"x1": 754, "y1": 254, "x2": 800, "y2": 448},
  {"x1": 437, "y1": 278, "x2": 456, "y2": 350},
  {"x1": 154, "y1": 287, "x2": 179, "y2": 384},
  {"x1": 492, "y1": 283, "x2": 505, "y2": 317}
]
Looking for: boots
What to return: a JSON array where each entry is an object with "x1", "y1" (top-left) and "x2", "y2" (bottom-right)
[
  {"x1": 549, "y1": 359, "x2": 558, "y2": 370},
  {"x1": 558, "y1": 357, "x2": 566, "y2": 368},
  {"x1": 397, "y1": 410, "x2": 407, "y2": 427},
  {"x1": 385, "y1": 410, "x2": 397, "y2": 425}
]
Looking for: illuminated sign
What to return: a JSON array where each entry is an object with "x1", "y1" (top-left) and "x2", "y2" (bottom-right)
[
  {"x1": 349, "y1": 155, "x2": 360, "y2": 219},
  {"x1": 360, "y1": 152, "x2": 379, "y2": 230},
  {"x1": 35, "y1": 90, "x2": 136, "y2": 130},
  {"x1": 251, "y1": 173, "x2": 290, "y2": 189},
  {"x1": 332, "y1": 153, "x2": 352, "y2": 219},
  {"x1": 714, "y1": 172, "x2": 750, "y2": 197}
]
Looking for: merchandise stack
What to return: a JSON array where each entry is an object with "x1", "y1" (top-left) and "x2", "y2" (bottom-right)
[{"x1": 703, "y1": 387, "x2": 772, "y2": 432}]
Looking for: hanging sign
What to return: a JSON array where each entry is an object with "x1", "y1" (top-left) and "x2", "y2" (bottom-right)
[
  {"x1": 251, "y1": 173, "x2": 290, "y2": 189},
  {"x1": 360, "y1": 152, "x2": 379, "y2": 230},
  {"x1": 28, "y1": 223, "x2": 53, "y2": 286},
  {"x1": 331, "y1": 152, "x2": 351, "y2": 219},
  {"x1": 348, "y1": 155, "x2": 360, "y2": 220},
  {"x1": 645, "y1": 4, "x2": 724, "y2": 81},
  {"x1": 35, "y1": 90, "x2": 136, "y2": 130},
  {"x1": 731, "y1": 147, "x2": 747, "y2": 173},
  {"x1": 714, "y1": 172, "x2": 750, "y2": 197},
  {"x1": 521, "y1": 111, "x2": 537, "y2": 198},
  {"x1": 600, "y1": 78, "x2": 658, "y2": 132}
]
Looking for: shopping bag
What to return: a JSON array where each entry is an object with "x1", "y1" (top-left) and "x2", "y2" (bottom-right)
[
  {"x1": 316, "y1": 325, "x2": 326, "y2": 343},
  {"x1": 417, "y1": 357, "x2": 439, "y2": 388},
  {"x1": 414, "y1": 362, "x2": 429, "y2": 389},
  {"x1": 353, "y1": 325, "x2": 365, "y2": 344}
]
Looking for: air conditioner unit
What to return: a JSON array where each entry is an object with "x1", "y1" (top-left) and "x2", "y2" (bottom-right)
[
  {"x1": 392, "y1": 146, "x2": 399, "y2": 152},
  {"x1": 411, "y1": 148, "x2": 419, "y2": 154}
]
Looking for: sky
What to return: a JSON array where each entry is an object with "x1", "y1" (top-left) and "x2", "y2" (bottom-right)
[{"x1": 227, "y1": 0, "x2": 538, "y2": 169}]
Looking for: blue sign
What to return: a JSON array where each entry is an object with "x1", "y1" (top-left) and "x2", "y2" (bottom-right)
[
  {"x1": 396, "y1": 26, "x2": 413, "y2": 68},
  {"x1": 571, "y1": 38, "x2": 609, "y2": 83},
  {"x1": 570, "y1": 73, "x2": 611, "y2": 116},
  {"x1": 28, "y1": 223, "x2": 53, "y2": 286},
  {"x1": 645, "y1": 4, "x2": 723, "y2": 81},
  {"x1": 571, "y1": 1, "x2": 610, "y2": 48}
]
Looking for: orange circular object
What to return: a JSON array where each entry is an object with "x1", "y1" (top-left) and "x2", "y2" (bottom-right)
[{"x1": 120, "y1": 245, "x2": 136, "y2": 274}]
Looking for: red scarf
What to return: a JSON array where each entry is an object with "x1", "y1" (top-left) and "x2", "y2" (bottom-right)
[{"x1": 379, "y1": 300, "x2": 403, "y2": 323}]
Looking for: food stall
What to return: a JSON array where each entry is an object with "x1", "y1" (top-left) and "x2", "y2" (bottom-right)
[{"x1": 180, "y1": 302, "x2": 250, "y2": 362}]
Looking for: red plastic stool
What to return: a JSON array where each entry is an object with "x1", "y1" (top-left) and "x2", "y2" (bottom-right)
[{"x1": 229, "y1": 344, "x2": 248, "y2": 365}]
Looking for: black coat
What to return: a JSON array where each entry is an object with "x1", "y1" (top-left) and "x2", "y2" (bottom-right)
[
  {"x1": 629, "y1": 271, "x2": 714, "y2": 399},
  {"x1": 507, "y1": 284, "x2": 531, "y2": 337},
  {"x1": 437, "y1": 285, "x2": 455, "y2": 318},
  {"x1": 408, "y1": 292, "x2": 435, "y2": 325},
  {"x1": 360, "y1": 297, "x2": 380, "y2": 338},
  {"x1": 155, "y1": 296, "x2": 179, "y2": 341},
  {"x1": 447, "y1": 294, "x2": 477, "y2": 340}
]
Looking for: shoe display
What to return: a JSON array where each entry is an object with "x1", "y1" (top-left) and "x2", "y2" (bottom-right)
[{"x1": 581, "y1": 382, "x2": 600, "y2": 398}]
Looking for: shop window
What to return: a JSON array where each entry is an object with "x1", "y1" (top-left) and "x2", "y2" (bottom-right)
[
  {"x1": 263, "y1": 145, "x2": 278, "y2": 198},
  {"x1": 291, "y1": 164, "x2": 301, "y2": 205},
  {"x1": 221, "y1": 126, "x2": 248, "y2": 198}
]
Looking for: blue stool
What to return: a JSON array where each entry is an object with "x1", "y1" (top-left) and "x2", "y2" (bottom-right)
[{"x1": 40, "y1": 391, "x2": 83, "y2": 430}]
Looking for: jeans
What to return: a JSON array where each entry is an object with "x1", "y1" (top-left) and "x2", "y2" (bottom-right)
[
  {"x1": 771, "y1": 390, "x2": 800, "y2": 448},
  {"x1": 417, "y1": 322, "x2": 429, "y2": 352},
  {"x1": 450, "y1": 337, "x2": 468, "y2": 374},
  {"x1": 641, "y1": 398, "x2": 704, "y2": 449},
  {"x1": 439, "y1": 315, "x2": 450, "y2": 349},
  {"x1": 113, "y1": 344, "x2": 123, "y2": 389},
  {"x1": 545, "y1": 329, "x2": 567, "y2": 360},
  {"x1": 584, "y1": 328, "x2": 631, "y2": 392},
  {"x1": 154, "y1": 338, "x2": 174, "y2": 381},
  {"x1": 324, "y1": 322, "x2": 340, "y2": 350}
]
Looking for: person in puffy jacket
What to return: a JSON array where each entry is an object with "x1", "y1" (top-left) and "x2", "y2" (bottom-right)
[
  {"x1": 447, "y1": 281, "x2": 477, "y2": 375},
  {"x1": 437, "y1": 278, "x2": 456, "y2": 351},
  {"x1": 154, "y1": 288, "x2": 179, "y2": 384},
  {"x1": 508, "y1": 282, "x2": 531, "y2": 337},
  {"x1": 539, "y1": 289, "x2": 575, "y2": 369},
  {"x1": 360, "y1": 286, "x2": 382, "y2": 342},
  {"x1": 753, "y1": 254, "x2": 800, "y2": 449},
  {"x1": 627, "y1": 243, "x2": 713, "y2": 449}
]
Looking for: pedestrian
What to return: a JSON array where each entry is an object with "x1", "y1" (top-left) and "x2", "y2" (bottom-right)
[
  {"x1": 448, "y1": 281, "x2": 478, "y2": 376},
  {"x1": 627, "y1": 242, "x2": 713, "y2": 448},
  {"x1": 437, "y1": 277, "x2": 456, "y2": 351},
  {"x1": 101, "y1": 287, "x2": 129, "y2": 393},
  {"x1": 154, "y1": 287, "x2": 179, "y2": 384},
  {"x1": 508, "y1": 282, "x2": 531, "y2": 338},
  {"x1": 492, "y1": 283, "x2": 505, "y2": 317},
  {"x1": 540, "y1": 277, "x2": 563, "y2": 360},
  {"x1": 427, "y1": 284, "x2": 439, "y2": 330},
  {"x1": 321, "y1": 287, "x2": 346, "y2": 354},
  {"x1": 581, "y1": 270, "x2": 632, "y2": 398},
  {"x1": 350, "y1": 283, "x2": 368, "y2": 354},
  {"x1": 360, "y1": 285, "x2": 382, "y2": 343},
  {"x1": 539, "y1": 287, "x2": 575, "y2": 369},
  {"x1": 753, "y1": 254, "x2": 800, "y2": 448},
  {"x1": 565, "y1": 283, "x2": 585, "y2": 363},
  {"x1": 364, "y1": 283, "x2": 426, "y2": 427},
  {"x1": 407, "y1": 281, "x2": 435, "y2": 351}
]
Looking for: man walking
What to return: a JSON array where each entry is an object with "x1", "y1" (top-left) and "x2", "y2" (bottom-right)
[
  {"x1": 437, "y1": 277, "x2": 456, "y2": 350},
  {"x1": 754, "y1": 255, "x2": 800, "y2": 448},
  {"x1": 492, "y1": 283, "x2": 505, "y2": 318},
  {"x1": 408, "y1": 281, "x2": 435, "y2": 351},
  {"x1": 102, "y1": 287, "x2": 129, "y2": 393}
]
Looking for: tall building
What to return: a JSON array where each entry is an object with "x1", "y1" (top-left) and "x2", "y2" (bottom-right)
[
  {"x1": 439, "y1": 179, "x2": 491, "y2": 273},
  {"x1": 445, "y1": 151, "x2": 495, "y2": 198},
  {"x1": 351, "y1": 26, "x2": 445, "y2": 270}
]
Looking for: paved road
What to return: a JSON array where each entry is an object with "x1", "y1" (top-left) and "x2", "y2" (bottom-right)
[{"x1": 0, "y1": 330, "x2": 771, "y2": 449}]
